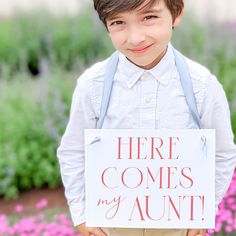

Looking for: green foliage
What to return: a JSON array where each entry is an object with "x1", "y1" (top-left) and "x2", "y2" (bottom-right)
[
  {"x1": 0, "y1": 10, "x2": 113, "y2": 77},
  {"x1": 0, "y1": 71, "x2": 75, "y2": 199}
]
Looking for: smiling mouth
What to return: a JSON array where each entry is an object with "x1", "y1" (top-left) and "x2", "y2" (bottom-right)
[{"x1": 129, "y1": 44, "x2": 153, "y2": 54}]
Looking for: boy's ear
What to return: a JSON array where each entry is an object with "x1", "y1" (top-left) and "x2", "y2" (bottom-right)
[{"x1": 173, "y1": 7, "x2": 184, "y2": 28}]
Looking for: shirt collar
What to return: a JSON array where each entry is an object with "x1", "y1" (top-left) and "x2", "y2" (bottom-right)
[{"x1": 117, "y1": 43, "x2": 175, "y2": 88}]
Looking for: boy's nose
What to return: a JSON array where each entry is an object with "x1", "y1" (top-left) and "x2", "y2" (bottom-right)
[{"x1": 127, "y1": 26, "x2": 146, "y2": 46}]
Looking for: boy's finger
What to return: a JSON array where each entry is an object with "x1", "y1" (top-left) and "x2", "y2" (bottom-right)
[
  {"x1": 90, "y1": 227, "x2": 107, "y2": 236},
  {"x1": 187, "y1": 229, "x2": 206, "y2": 236}
]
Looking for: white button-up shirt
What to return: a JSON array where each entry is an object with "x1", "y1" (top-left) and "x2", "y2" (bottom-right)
[{"x1": 57, "y1": 44, "x2": 236, "y2": 226}]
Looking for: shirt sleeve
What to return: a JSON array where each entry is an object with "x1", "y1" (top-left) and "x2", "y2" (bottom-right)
[
  {"x1": 200, "y1": 74, "x2": 236, "y2": 213},
  {"x1": 57, "y1": 72, "x2": 96, "y2": 226}
]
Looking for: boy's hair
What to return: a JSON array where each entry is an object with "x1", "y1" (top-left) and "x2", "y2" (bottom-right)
[{"x1": 93, "y1": 0, "x2": 184, "y2": 26}]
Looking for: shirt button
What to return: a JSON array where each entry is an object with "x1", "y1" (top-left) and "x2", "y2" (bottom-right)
[
  {"x1": 142, "y1": 71, "x2": 149, "y2": 79},
  {"x1": 144, "y1": 97, "x2": 152, "y2": 104}
]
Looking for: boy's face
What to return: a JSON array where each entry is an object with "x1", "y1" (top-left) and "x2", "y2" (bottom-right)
[{"x1": 106, "y1": 0, "x2": 183, "y2": 69}]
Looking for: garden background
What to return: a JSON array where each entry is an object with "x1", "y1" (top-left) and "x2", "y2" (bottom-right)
[{"x1": 0, "y1": 1, "x2": 236, "y2": 235}]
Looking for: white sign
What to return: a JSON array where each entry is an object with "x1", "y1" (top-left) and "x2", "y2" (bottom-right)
[{"x1": 85, "y1": 129, "x2": 215, "y2": 229}]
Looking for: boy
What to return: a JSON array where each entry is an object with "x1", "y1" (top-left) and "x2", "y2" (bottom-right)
[{"x1": 57, "y1": 0, "x2": 236, "y2": 235}]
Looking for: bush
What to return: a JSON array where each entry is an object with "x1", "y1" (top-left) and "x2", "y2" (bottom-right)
[
  {"x1": 0, "y1": 70, "x2": 75, "y2": 199},
  {"x1": 0, "y1": 10, "x2": 113, "y2": 77}
]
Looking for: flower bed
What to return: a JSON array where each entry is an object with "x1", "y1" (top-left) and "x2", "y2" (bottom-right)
[
  {"x1": 0, "y1": 214, "x2": 80, "y2": 236},
  {"x1": 0, "y1": 198, "x2": 80, "y2": 236},
  {"x1": 0, "y1": 171, "x2": 235, "y2": 235},
  {"x1": 207, "y1": 171, "x2": 236, "y2": 235}
]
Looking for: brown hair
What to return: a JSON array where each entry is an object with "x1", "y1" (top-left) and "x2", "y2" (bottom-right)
[{"x1": 93, "y1": 0, "x2": 184, "y2": 26}]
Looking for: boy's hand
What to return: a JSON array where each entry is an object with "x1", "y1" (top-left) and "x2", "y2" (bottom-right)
[
  {"x1": 187, "y1": 229, "x2": 207, "y2": 236},
  {"x1": 75, "y1": 223, "x2": 107, "y2": 236}
]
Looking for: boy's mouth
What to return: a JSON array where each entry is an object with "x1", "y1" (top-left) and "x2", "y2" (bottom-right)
[{"x1": 129, "y1": 44, "x2": 153, "y2": 54}]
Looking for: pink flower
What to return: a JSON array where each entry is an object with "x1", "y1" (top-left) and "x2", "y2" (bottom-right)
[
  {"x1": 35, "y1": 199, "x2": 48, "y2": 209},
  {"x1": 225, "y1": 225, "x2": 233, "y2": 232},
  {"x1": 212, "y1": 170, "x2": 236, "y2": 234},
  {"x1": 0, "y1": 214, "x2": 8, "y2": 233},
  {"x1": 15, "y1": 204, "x2": 24, "y2": 213},
  {"x1": 0, "y1": 211, "x2": 82, "y2": 235}
]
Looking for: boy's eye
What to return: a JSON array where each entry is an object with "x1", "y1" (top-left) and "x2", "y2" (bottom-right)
[
  {"x1": 110, "y1": 20, "x2": 124, "y2": 26},
  {"x1": 144, "y1": 15, "x2": 158, "y2": 21}
]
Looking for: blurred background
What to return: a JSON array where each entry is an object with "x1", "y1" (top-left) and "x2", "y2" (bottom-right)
[{"x1": 0, "y1": 0, "x2": 235, "y2": 235}]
